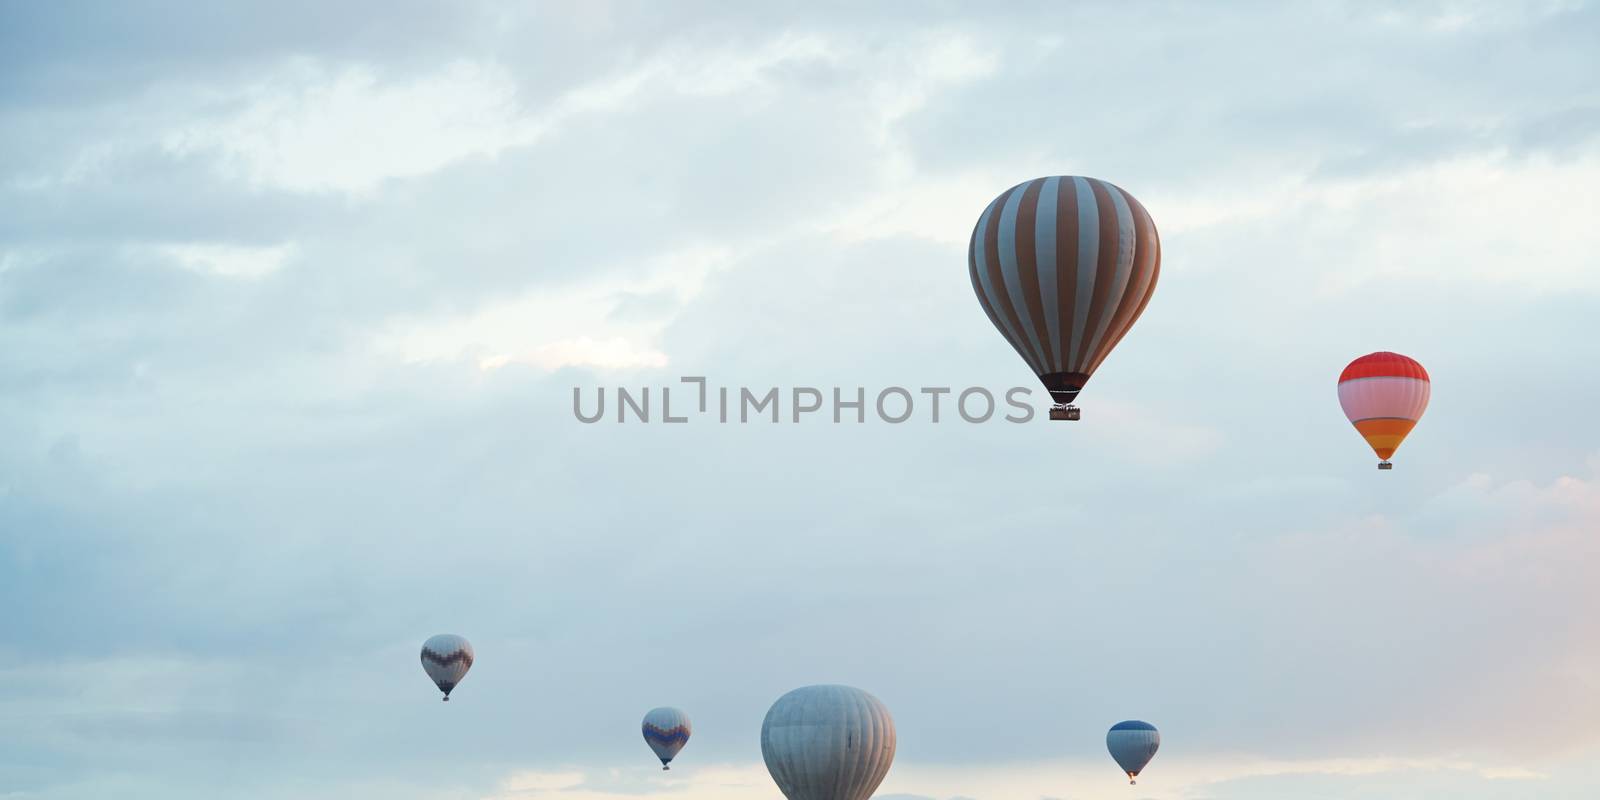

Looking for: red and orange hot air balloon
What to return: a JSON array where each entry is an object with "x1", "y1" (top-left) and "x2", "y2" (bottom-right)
[{"x1": 1337, "y1": 352, "x2": 1429, "y2": 469}]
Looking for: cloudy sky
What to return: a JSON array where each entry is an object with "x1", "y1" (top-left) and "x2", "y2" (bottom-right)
[{"x1": 4, "y1": 1, "x2": 1600, "y2": 798}]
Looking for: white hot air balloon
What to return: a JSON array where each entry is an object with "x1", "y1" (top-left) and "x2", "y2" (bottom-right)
[
  {"x1": 420, "y1": 634, "x2": 474, "y2": 701},
  {"x1": 642, "y1": 707, "x2": 693, "y2": 769},
  {"x1": 1106, "y1": 720, "x2": 1160, "y2": 784},
  {"x1": 761, "y1": 685, "x2": 896, "y2": 800}
]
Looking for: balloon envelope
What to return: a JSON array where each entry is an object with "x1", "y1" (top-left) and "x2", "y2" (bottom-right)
[
  {"x1": 761, "y1": 685, "x2": 896, "y2": 800},
  {"x1": 1106, "y1": 720, "x2": 1160, "y2": 783},
  {"x1": 642, "y1": 707, "x2": 692, "y2": 769},
  {"x1": 968, "y1": 176, "x2": 1161, "y2": 406},
  {"x1": 420, "y1": 634, "x2": 474, "y2": 700},
  {"x1": 1338, "y1": 352, "x2": 1429, "y2": 463}
]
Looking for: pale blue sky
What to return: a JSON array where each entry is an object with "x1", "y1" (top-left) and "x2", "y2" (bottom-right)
[{"x1": 3, "y1": 2, "x2": 1599, "y2": 798}]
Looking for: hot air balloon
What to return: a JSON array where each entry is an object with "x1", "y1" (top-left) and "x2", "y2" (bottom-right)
[
  {"x1": 642, "y1": 707, "x2": 692, "y2": 770},
  {"x1": 1338, "y1": 351, "x2": 1429, "y2": 469},
  {"x1": 761, "y1": 685, "x2": 896, "y2": 800},
  {"x1": 1107, "y1": 720, "x2": 1160, "y2": 785},
  {"x1": 420, "y1": 634, "x2": 473, "y2": 701},
  {"x1": 969, "y1": 176, "x2": 1161, "y2": 420}
]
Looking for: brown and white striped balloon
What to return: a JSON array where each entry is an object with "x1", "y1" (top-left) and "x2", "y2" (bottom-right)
[{"x1": 968, "y1": 176, "x2": 1160, "y2": 406}]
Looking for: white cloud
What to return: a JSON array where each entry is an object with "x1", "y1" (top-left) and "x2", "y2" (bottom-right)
[
  {"x1": 478, "y1": 337, "x2": 669, "y2": 372},
  {"x1": 158, "y1": 241, "x2": 298, "y2": 279},
  {"x1": 479, "y1": 765, "x2": 770, "y2": 800},
  {"x1": 0, "y1": 655, "x2": 242, "y2": 715},
  {"x1": 162, "y1": 60, "x2": 533, "y2": 195},
  {"x1": 471, "y1": 755, "x2": 1554, "y2": 800},
  {"x1": 153, "y1": 35, "x2": 848, "y2": 197},
  {"x1": 1432, "y1": 454, "x2": 1600, "y2": 517},
  {"x1": 374, "y1": 244, "x2": 734, "y2": 372},
  {"x1": 861, "y1": 32, "x2": 999, "y2": 180},
  {"x1": 1061, "y1": 392, "x2": 1228, "y2": 467},
  {"x1": 493, "y1": 769, "x2": 587, "y2": 793},
  {"x1": 1249, "y1": 461, "x2": 1600, "y2": 758},
  {"x1": 1153, "y1": 152, "x2": 1600, "y2": 292},
  {"x1": 6, "y1": 140, "x2": 130, "y2": 191},
  {"x1": 129, "y1": 27, "x2": 1000, "y2": 202},
  {"x1": 819, "y1": 170, "x2": 1020, "y2": 247},
  {"x1": 1375, "y1": 0, "x2": 1584, "y2": 34},
  {"x1": 0, "y1": 248, "x2": 34, "y2": 276}
]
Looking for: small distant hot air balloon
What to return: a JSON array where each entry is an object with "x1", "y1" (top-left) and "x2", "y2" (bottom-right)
[
  {"x1": 1107, "y1": 720, "x2": 1160, "y2": 785},
  {"x1": 969, "y1": 176, "x2": 1161, "y2": 420},
  {"x1": 642, "y1": 707, "x2": 692, "y2": 770},
  {"x1": 761, "y1": 685, "x2": 896, "y2": 800},
  {"x1": 420, "y1": 634, "x2": 474, "y2": 701},
  {"x1": 1338, "y1": 352, "x2": 1429, "y2": 469}
]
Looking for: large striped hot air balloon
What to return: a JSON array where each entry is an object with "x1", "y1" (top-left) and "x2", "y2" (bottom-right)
[
  {"x1": 968, "y1": 176, "x2": 1160, "y2": 420},
  {"x1": 420, "y1": 634, "x2": 474, "y2": 701},
  {"x1": 1106, "y1": 720, "x2": 1160, "y2": 785},
  {"x1": 1337, "y1": 352, "x2": 1429, "y2": 469},
  {"x1": 642, "y1": 707, "x2": 692, "y2": 770},
  {"x1": 761, "y1": 685, "x2": 896, "y2": 800}
]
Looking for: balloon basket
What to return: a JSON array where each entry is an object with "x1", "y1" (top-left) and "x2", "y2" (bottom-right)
[
  {"x1": 1049, "y1": 405, "x2": 1081, "y2": 421},
  {"x1": 1378, "y1": 461, "x2": 1393, "y2": 470}
]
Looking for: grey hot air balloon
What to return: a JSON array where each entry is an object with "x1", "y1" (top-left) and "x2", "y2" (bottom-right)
[
  {"x1": 1106, "y1": 720, "x2": 1160, "y2": 784},
  {"x1": 761, "y1": 685, "x2": 896, "y2": 800},
  {"x1": 420, "y1": 634, "x2": 474, "y2": 701},
  {"x1": 642, "y1": 707, "x2": 692, "y2": 770},
  {"x1": 968, "y1": 176, "x2": 1161, "y2": 421}
]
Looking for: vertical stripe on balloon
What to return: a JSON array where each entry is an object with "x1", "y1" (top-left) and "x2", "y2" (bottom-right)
[
  {"x1": 1068, "y1": 177, "x2": 1100, "y2": 371},
  {"x1": 1089, "y1": 189, "x2": 1160, "y2": 375},
  {"x1": 974, "y1": 188, "x2": 1044, "y2": 376},
  {"x1": 1034, "y1": 177, "x2": 1062, "y2": 371},
  {"x1": 998, "y1": 184, "x2": 1048, "y2": 370},
  {"x1": 1082, "y1": 183, "x2": 1137, "y2": 365}
]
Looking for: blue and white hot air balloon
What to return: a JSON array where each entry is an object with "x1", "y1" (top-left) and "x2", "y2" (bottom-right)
[
  {"x1": 420, "y1": 634, "x2": 474, "y2": 701},
  {"x1": 761, "y1": 685, "x2": 896, "y2": 800},
  {"x1": 1106, "y1": 720, "x2": 1160, "y2": 784},
  {"x1": 642, "y1": 707, "x2": 692, "y2": 770}
]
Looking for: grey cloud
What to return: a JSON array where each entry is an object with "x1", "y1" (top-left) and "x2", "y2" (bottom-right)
[
  {"x1": 898, "y1": 3, "x2": 1599, "y2": 185},
  {"x1": 608, "y1": 287, "x2": 684, "y2": 323},
  {"x1": 0, "y1": 0, "x2": 494, "y2": 104}
]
